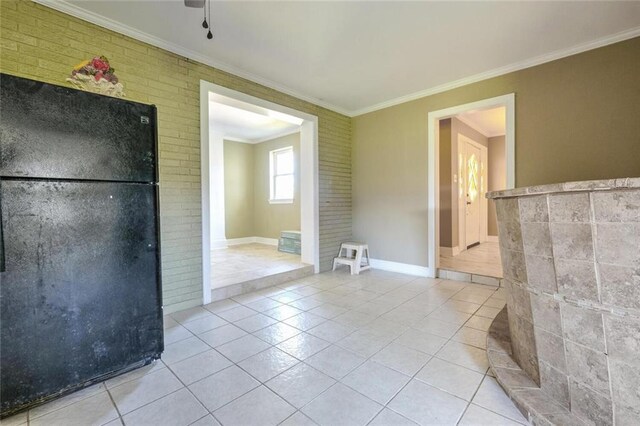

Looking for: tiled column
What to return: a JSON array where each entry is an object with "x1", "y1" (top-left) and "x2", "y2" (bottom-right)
[{"x1": 489, "y1": 178, "x2": 640, "y2": 426}]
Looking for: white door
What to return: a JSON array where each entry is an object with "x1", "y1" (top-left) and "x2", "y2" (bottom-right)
[{"x1": 465, "y1": 142, "x2": 481, "y2": 247}]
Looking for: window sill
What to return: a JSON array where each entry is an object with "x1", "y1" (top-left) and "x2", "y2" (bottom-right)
[{"x1": 269, "y1": 199, "x2": 294, "y2": 205}]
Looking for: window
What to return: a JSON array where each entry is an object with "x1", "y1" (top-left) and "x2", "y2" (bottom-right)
[{"x1": 269, "y1": 146, "x2": 294, "y2": 203}]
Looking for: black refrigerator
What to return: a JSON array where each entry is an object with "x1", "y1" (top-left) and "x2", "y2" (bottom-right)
[{"x1": 0, "y1": 73, "x2": 163, "y2": 417}]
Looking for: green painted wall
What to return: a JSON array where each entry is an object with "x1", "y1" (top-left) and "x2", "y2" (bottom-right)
[
  {"x1": 253, "y1": 133, "x2": 301, "y2": 239},
  {"x1": 223, "y1": 140, "x2": 255, "y2": 239},
  {"x1": 224, "y1": 133, "x2": 301, "y2": 240},
  {"x1": 1, "y1": 0, "x2": 351, "y2": 313}
]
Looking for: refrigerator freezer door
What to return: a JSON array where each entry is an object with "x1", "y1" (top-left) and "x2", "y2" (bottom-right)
[
  {"x1": 0, "y1": 74, "x2": 157, "y2": 183},
  {"x1": 0, "y1": 180, "x2": 163, "y2": 414}
]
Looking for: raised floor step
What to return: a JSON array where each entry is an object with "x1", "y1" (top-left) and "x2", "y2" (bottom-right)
[
  {"x1": 210, "y1": 264, "x2": 314, "y2": 302},
  {"x1": 437, "y1": 268, "x2": 503, "y2": 287}
]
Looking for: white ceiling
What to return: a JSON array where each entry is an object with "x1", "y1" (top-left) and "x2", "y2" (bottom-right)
[
  {"x1": 43, "y1": 1, "x2": 640, "y2": 116},
  {"x1": 209, "y1": 94, "x2": 301, "y2": 143},
  {"x1": 457, "y1": 107, "x2": 506, "y2": 138}
]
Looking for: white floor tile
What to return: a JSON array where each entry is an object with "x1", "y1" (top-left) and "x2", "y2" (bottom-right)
[
  {"x1": 29, "y1": 382, "x2": 107, "y2": 419},
  {"x1": 246, "y1": 298, "x2": 283, "y2": 312},
  {"x1": 279, "y1": 411, "x2": 319, "y2": 426},
  {"x1": 415, "y1": 357, "x2": 485, "y2": 401},
  {"x1": 203, "y1": 299, "x2": 241, "y2": 314},
  {"x1": 253, "y1": 322, "x2": 302, "y2": 345},
  {"x1": 109, "y1": 368, "x2": 183, "y2": 415},
  {"x1": 188, "y1": 365, "x2": 259, "y2": 412},
  {"x1": 189, "y1": 415, "x2": 221, "y2": 426},
  {"x1": 170, "y1": 349, "x2": 232, "y2": 385},
  {"x1": 29, "y1": 392, "x2": 118, "y2": 426},
  {"x1": 370, "y1": 343, "x2": 432, "y2": 376},
  {"x1": 171, "y1": 307, "x2": 212, "y2": 325},
  {"x1": 19, "y1": 272, "x2": 524, "y2": 426},
  {"x1": 122, "y1": 388, "x2": 207, "y2": 426},
  {"x1": 471, "y1": 377, "x2": 529, "y2": 423},
  {"x1": 476, "y1": 306, "x2": 502, "y2": 319},
  {"x1": 276, "y1": 333, "x2": 331, "y2": 360},
  {"x1": 233, "y1": 313, "x2": 278, "y2": 333},
  {"x1": 198, "y1": 323, "x2": 247, "y2": 347},
  {"x1": 238, "y1": 347, "x2": 299, "y2": 382},
  {"x1": 288, "y1": 297, "x2": 326, "y2": 311},
  {"x1": 215, "y1": 334, "x2": 271, "y2": 362},
  {"x1": 307, "y1": 321, "x2": 356, "y2": 343},
  {"x1": 214, "y1": 386, "x2": 295, "y2": 426},
  {"x1": 180, "y1": 315, "x2": 227, "y2": 335},
  {"x1": 452, "y1": 326, "x2": 488, "y2": 350},
  {"x1": 265, "y1": 363, "x2": 336, "y2": 408},
  {"x1": 412, "y1": 317, "x2": 461, "y2": 339},
  {"x1": 336, "y1": 329, "x2": 390, "y2": 358},
  {"x1": 464, "y1": 315, "x2": 494, "y2": 331},
  {"x1": 162, "y1": 336, "x2": 211, "y2": 365},
  {"x1": 264, "y1": 305, "x2": 304, "y2": 321},
  {"x1": 395, "y1": 329, "x2": 449, "y2": 355},
  {"x1": 301, "y1": 383, "x2": 382, "y2": 426},
  {"x1": 459, "y1": 404, "x2": 526, "y2": 426},
  {"x1": 305, "y1": 345, "x2": 365, "y2": 379},
  {"x1": 435, "y1": 341, "x2": 489, "y2": 374},
  {"x1": 216, "y1": 305, "x2": 257, "y2": 322},
  {"x1": 308, "y1": 303, "x2": 348, "y2": 319},
  {"x1": 342, "y1": 360, "x2": 410, "y2": 404},
  {"x1": 388, "y1": 380, "x2": 468, "y2": 425},
  {"x1": 164, "y1": 324, "x2": 194, "y2": 345},
  {"x1": 0, "y1": 411, "x2": 28, "y2": 426},
  {"x1": 369, "y1": 408, "x2": 418, "y2": 426},
  {"x1": 104, "y1": 362, "x2": 166, "y2": 390},
  {"x1": 283, "y1": 312, "x2": 327, "y2": 331}
]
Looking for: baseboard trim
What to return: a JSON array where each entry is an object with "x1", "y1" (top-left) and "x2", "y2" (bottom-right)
[
  {"x1": 255, "y1": 237, "x2": 279, "y2": 246},
  {"x1": 486, "y1": 236, "x2": 499, "y2": 243},
  {"x1": 440, "y1": 246, "x2": 461, "y2": 257},
  {"x1": 225, "y1": 236, "x2": 279, "y2": 247},
  {"x1": 225, "y1": 237, "x2": 256, "y2": 246},
  {"x1": 369, "y1": 258, "x2": 433, "y2": 277},
  {"x1": 211, "y1": 238, "x2": 228, "y2": 249}
]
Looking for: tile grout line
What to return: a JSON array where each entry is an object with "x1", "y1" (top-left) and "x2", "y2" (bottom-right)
[
  {"x1": 16, "y1": 272, "x2": 509, "y2": 426},
  {"x1": 361, "y1": 283, "x2": 497, "y2": 425},
  {"x1": 105, "y1": 387, "x2": 124, "y2": 425},
  {"x1": 270, "y1": 277, "x2": 502, "y2": 425}
]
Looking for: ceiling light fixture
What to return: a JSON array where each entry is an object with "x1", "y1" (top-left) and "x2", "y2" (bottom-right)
[{"x1": 184, "y1": 0, "x2": 213, "y2": 40}]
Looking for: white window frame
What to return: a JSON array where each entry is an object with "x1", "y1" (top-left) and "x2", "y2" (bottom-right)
[{"x1": 269, "y1": 146, "x2": 294, "y2": 204}]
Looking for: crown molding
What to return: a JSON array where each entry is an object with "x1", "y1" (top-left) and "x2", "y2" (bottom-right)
[
  {"x1": 32, "y1": 0, "x2": 352, "y2": 117},
  {"x1": 32, "y1": 1, "x2": 640, "y2": 118},
  {"x1": 350, "y1": 25, "x2": 640, "y2": 117}
]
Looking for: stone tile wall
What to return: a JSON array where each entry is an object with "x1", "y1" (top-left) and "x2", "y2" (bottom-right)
[{"x1": 492, "y1": 182, "x2": 640, "y2": 426}]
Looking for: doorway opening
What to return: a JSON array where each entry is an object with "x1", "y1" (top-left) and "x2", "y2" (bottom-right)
[
  {"x1": 200, "y1": 81, "x2": 319, "y2": 305},
  {"x1": 427, "y1": 94, "x2": 515, "y2": 281}
]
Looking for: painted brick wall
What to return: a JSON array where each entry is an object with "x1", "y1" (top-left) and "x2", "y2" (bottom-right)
[{"x1": 0, "y1": 0, "x2": 352, "y2": 313}]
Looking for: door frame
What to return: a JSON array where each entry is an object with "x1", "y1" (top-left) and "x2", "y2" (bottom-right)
[
  {"x1": 427, "y1": 93, "x2": 515, "y2": 277},
  {"x1": 457, "y1": 134, "x2": 489, "y2": 251},
  {"x1": 200, "y1": 80, "x2": 320, "y2": 305}
]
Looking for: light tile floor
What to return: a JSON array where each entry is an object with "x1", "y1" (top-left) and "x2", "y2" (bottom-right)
[
  {"x1": 211, "y1": 243, "x2": 307, "y2": 288},
  {"x1": 439, "y1": 242, "x2": 503, "y2": 278},
  {"x1": 5, "y1": 269, "x2": 530, "y2": 426}
]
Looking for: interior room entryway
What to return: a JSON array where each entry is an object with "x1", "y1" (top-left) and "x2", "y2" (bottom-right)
[
  {"x1": 427, "y1": 95, "x2": 515, "y2": 282},
  {"x1": 200, "y1": 81, "x2": 320, "y2": 305}
]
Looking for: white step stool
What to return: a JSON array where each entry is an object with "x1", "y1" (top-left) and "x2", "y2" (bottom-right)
[{"x1": 332, "y1": 242, "x2": 371, "y2": 275}]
